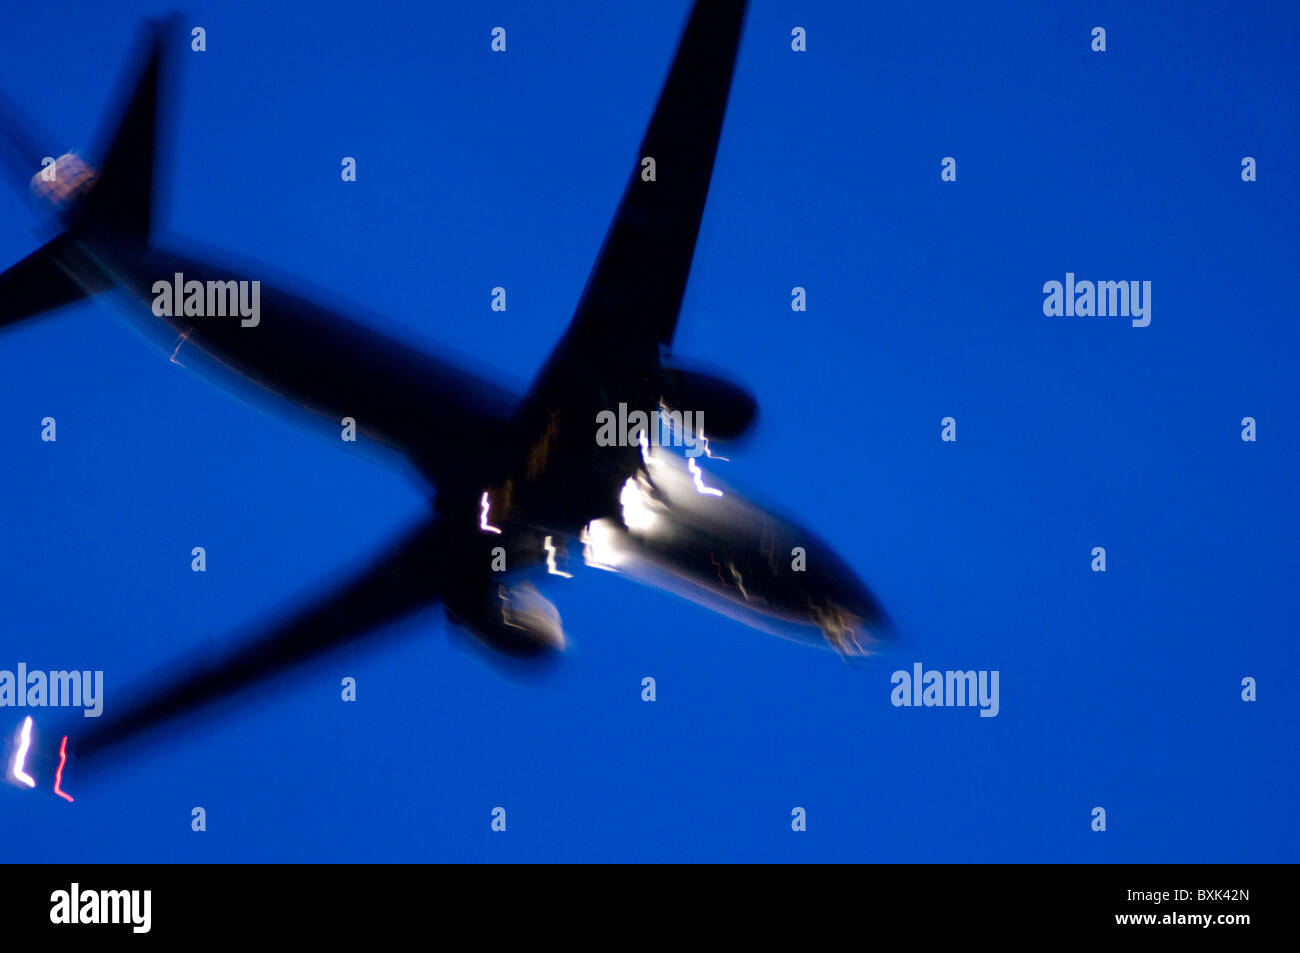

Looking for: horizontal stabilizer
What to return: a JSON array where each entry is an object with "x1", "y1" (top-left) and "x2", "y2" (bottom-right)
[{"x1": 0, "y1": 234, "x2": 109, "y2": 332}]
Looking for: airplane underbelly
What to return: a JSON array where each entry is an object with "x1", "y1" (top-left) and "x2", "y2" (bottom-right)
[{"x1": 74, "y1": 241, "x2": 518, "y2": 468}]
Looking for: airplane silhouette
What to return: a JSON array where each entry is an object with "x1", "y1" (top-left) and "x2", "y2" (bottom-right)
[{"x1": 1, "y1": 1, "x2": 889, "y2": 791}]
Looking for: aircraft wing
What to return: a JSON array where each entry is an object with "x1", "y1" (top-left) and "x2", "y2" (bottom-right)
[
  {"x1": 31, "y1": 516, "x2": 450, "y2": 782},
  {"x1": 528, "y1": 0, "x2": 749, "y2": 395}
]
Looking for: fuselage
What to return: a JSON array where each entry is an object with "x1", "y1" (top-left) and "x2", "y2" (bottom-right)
[
  {"x1": 61, "y1": 226, "x2": 522, "y2": 488},
  {"x1": 50, "y1": 223, "x2": 884, "y2": 652},
  {"x1": 579, "y1": 445, "x2": 885, "y2": 652}
]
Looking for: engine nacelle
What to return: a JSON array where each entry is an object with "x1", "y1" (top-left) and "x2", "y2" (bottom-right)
[
  {"x1": 659, "y1": 361, "x2": 758, "y2": 441},
  {"x1": 444, "y1": 581, "x2": 565, "y2": 657}
]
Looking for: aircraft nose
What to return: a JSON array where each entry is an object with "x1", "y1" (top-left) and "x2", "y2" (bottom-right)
[
  {"x1": 809, "y1": 550, "x2": 892, "y2": 651},
  {"x1": 838, "y1": 567, "x2": 888, "y2": 627}
]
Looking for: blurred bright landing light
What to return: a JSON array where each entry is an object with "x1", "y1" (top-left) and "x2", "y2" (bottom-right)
[
  {"x1": 581, "y1": 520, "x2": 623, "y2": 571},
  {"x1": 619, "y1": 476, "x2": 658, "y2": 532}
]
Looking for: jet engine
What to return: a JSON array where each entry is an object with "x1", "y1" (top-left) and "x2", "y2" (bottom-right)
[
  {"x1": 444, "y1": 580, "x2": 566, "y2": 657},
  {"x1": 658, "y1": 360, "x2": 758, "y2": 441}
]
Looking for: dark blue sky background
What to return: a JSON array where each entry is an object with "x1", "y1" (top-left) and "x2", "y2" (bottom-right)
[{"x1": 2, "y1": 0, "x2": 1296, "y2": 861}]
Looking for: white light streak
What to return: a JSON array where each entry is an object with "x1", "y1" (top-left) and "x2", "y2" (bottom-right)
[
  {"x1": 688, "y1": 457, "x2": 724, "y2": 497},
  {"x1": 728, "y1": 561, "x2": 751, "y2": 601},
  {"x1": 544, "y1": 535, "x2": 572, "y2": 578},
  {"x1": 699, "y1": 428, "x2": 729, "y2": 461},
  {"x1": 11, "y1": 716, "x2": 35, "y2": 788},
  {"x1": 479, "y1": 490, "x2": 502, "y2": 534},
  {"x1": 638, "y1": 429, "x2": 659, "y2": 467}
]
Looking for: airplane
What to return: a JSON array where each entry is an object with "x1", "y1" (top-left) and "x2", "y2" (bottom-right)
[{"x1": 1, "y1": 0, "x2": 890, "y2": 795}]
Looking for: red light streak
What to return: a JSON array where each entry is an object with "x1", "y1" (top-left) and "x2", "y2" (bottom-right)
[{"x1": 53, "y1": 736, "x2": 73, "y2": 803}]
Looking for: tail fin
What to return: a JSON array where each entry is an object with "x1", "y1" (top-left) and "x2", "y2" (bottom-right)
[
  {"x1": 0, "y1": 18, "x2": 172, "y2": 330},
  {"x1": 68, "y1": 17, "x2": 170, "y2": 237}
]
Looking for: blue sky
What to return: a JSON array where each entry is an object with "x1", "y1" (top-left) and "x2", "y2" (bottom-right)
[{"x1": 1, "y1": 0, "x2": 1296, "y2": 861}]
